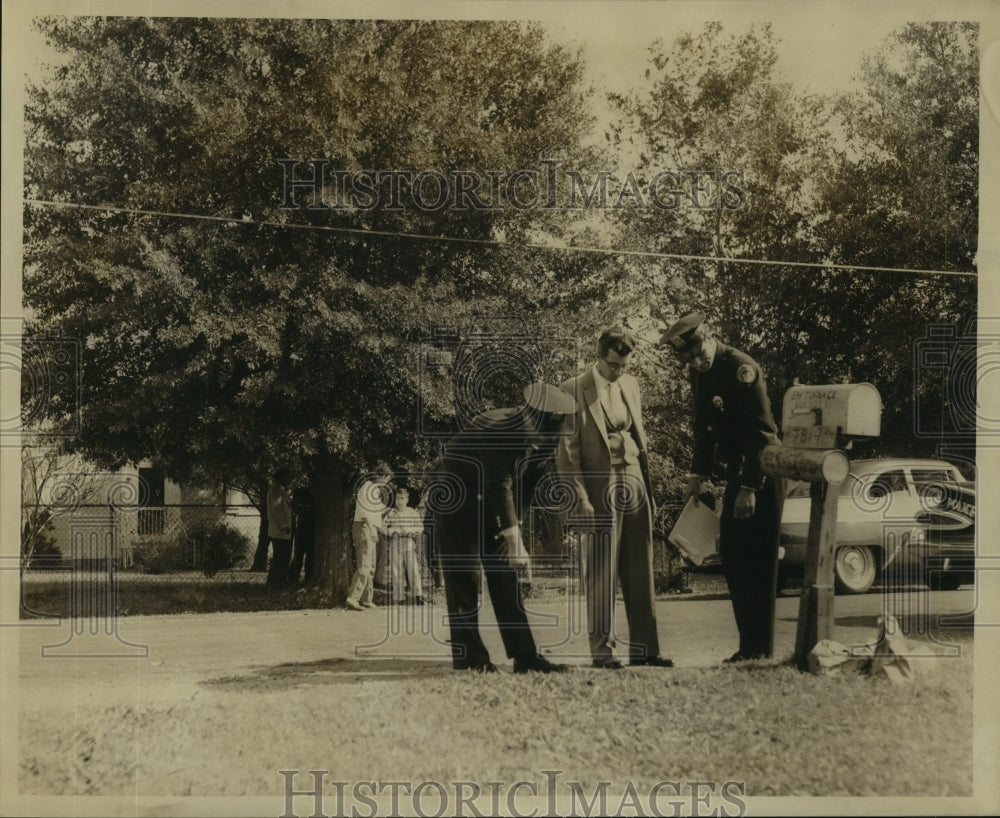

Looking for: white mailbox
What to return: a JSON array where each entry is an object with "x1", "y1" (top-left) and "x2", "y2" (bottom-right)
[{"x1": 781, "y1": 383, "x2": 881, "y2": 449}]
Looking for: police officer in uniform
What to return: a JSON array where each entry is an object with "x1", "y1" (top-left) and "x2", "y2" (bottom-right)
[
  {"x1": 661, "y1": 313, "x2": 784, "y2": 662},
  {"x1": 434, "y1": 382, "x2": 576, "y2": 674}
]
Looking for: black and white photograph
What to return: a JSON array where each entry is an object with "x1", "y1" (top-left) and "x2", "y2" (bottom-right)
[{"x1": 2, "y1": 0, "x2": 998, "y2": 815}]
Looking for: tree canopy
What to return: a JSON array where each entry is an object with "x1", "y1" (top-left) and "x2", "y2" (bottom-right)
[
  {"x1": 23, "y1": 17, "x2": 980, "y2": 595},
  {"x1": 607, "y1": 21, "x2": 977, "y2": 474},
  {"x1": 812, "y1": 21, "x2": 978, "y2": 457},
  {"x1": 24, "y1": 17, "x2": 602, "y2": 595}
]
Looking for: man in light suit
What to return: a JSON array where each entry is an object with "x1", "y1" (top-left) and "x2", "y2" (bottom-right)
[{"x1": 557, "y1": 328, "x2": 671, "y2": 669}]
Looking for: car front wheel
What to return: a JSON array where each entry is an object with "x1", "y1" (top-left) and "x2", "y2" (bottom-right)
[{"x1": 834, "y1": 546, "x2": 878, "y2": 594}]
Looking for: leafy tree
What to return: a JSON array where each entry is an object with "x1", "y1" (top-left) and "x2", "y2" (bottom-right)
[
  {"x1": 608, "y1": 23, "x2": 834, "y2": 477},
  {"x1": 608, "y1": 21, "x2": 977, "y2": 471},
  {"x1": 812, "y1": 21, "x2": 978, "y2": 456},
  {"x1": 24, "y1": 17, "x2": 598, "y2": 600},
  {"x1": 821, "y1": 22, "x2": 977, "y2": 273}
]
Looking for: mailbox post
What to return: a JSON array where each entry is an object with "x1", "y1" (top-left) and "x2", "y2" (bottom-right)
[{"x1": 762, "y1": 383, "x2": 881, "y2": 669}]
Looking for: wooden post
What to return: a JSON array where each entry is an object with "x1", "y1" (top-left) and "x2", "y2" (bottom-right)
[
  {"x1": 759, "y1": 445, "x2": 849, "y2": 484},
  {"x1": 769, "y1": 381, "x2": 881, "y2": 670},
  {"x1": 759, "y1": 444, "x2": 847, "y2": 670},
  {"x1": 793, "y1": 479, "x2": 839, "y2": 669}
]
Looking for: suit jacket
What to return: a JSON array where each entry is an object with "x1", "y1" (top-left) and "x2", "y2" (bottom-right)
[{"x1": 556, "y1": 368, "x2": 654, "y2": 519}]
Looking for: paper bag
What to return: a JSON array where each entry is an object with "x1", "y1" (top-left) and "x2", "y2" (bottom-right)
[{"x1": 668, "y1": 496, "x2": 720, "y2": 566}]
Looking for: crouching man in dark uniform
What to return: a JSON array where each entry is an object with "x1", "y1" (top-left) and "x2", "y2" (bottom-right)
[
  {"x1": 434, "y1": 382, "x2": 577, "y2": 674},
  {"x1": 661, "y1": 313, "x2": 785, "y2": 663}
]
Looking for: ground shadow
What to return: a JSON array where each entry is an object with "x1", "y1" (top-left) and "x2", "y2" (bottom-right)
[{"x1": 202, "y1": 656, "x2": 452, "y2": 692}]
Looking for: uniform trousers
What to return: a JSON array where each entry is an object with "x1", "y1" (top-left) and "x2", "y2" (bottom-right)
[
  {"x1": 437, "y1": 515, "x2": 537, "y2": 669},
  {"x1": 719, "y1": 471, "x2": 785, "y2": 658}
]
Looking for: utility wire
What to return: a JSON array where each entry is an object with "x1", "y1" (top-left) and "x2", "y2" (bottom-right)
[{"x1": 23, "y1": 198, "x2": 978, "y2": 279}]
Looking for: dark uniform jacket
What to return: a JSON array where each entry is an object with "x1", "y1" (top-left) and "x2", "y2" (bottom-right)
[
  {"x1": 440, "y1": 409, "x2": 552, "y2": 536},
  {"x1": 690, "y1": 344, "x2": 780, "y2": 490}
]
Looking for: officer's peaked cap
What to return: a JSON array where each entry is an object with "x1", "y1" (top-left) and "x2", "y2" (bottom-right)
[
  {"x1": 523, "y1": 382, "x2": 576, "y2": 415},
  {"x1": 660, "y1": 312, "x2": 706, "y2": 355}
]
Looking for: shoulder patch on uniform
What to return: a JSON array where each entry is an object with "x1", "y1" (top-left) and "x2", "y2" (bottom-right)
[{"x1": 736, "y1": 363, "x2": 756, "y2": 384}]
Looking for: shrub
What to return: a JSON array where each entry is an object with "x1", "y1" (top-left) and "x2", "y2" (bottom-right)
[
  {"x1": 653, "y1": 501, "x2": 696, "y2": 592},
  {"x1": 654, "y1": 556, "x2": 692, "y2": 594},
  {"x1": 21, "y1": 519, "x2": 64, "y2": 571},
  {"x1": 133, "y1": 535, "x2": 193, "y2": 574},
  {"x1": 198, "y1": 522, "x2": 252, "y2": 577}
]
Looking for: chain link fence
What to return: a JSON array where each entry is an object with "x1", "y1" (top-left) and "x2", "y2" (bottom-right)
[
  {"x1": 22, "y1": 503, "x2": 262, "y2": 573},
  {"x1": 22, "y1": 499, "x2": 693, "y2": 595}
]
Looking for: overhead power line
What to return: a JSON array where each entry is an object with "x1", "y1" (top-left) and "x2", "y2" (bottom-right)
[{"x1": 23, "y1": 198, "x2": 978, "y2": 279}]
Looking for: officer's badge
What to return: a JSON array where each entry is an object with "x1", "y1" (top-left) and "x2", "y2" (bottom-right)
[
  {"x1": 712, "y1": 395, "x2": 724, "y2": 410},
  {"x1": 736, "y1": 364, "x2": 756, "y2": 384}
]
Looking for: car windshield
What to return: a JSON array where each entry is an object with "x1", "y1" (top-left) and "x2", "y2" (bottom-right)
[
  {"x1": 868, "y1": 470, "x2": 906, "y2": 497},
  {"x1": 837, "y1": 469, "x2": 907, "y2": 501}
]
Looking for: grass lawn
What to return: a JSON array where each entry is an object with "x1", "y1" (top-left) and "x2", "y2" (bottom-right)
[
  {"x1": 19, "y1": 636, "x2": 974, "y2": 798},
  {"x1": 16, "y1": 569, "x2": 974, "y2": 799}
]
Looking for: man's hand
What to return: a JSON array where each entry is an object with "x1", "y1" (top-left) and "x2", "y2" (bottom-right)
[
  {"x1": 734, "y1": 487, "x2": 756, "y2": 520},
  {"x1": 497, "y1": 526, "x2": 530, "y2": 569},
  {"x1": 683, "y1": 476, "x2": 702, "y2": 506},
  {"x1": 574, "y1": 498, "x2": 596, "y2": 518}
]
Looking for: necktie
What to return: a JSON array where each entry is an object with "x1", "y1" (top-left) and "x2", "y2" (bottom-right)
[{"x1": 606, "y1": 382, "x2": 628, "y2": 430}]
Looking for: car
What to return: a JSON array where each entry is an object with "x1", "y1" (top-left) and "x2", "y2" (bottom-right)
[{"x1": 779, "y1": 458, "x2": 975, "y2": 594}]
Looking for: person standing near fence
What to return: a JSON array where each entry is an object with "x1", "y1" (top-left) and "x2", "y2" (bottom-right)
[
  {"x1": 417, "y1": 492, "x2": 443, "y2": 589},
  {"x1": 345, "y1": 465, "x2": 392, "y2": 611},
  {"x1": 384, "y1": 487, "x2": 425, "y2": 605},
  {"x1": 288, "y1": 485, "x2": 315, "y2": 587},
  {"x1": 266, "y1": 469, "x2": 295, "y2": 590}
]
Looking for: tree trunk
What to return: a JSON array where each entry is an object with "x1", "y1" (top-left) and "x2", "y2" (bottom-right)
[
  {"x1": 306, "y1": 454, "x2": 353, "y2": 603},
  {"x1": 250, "y1": 497, "x2": 269, "y2": 571}
]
